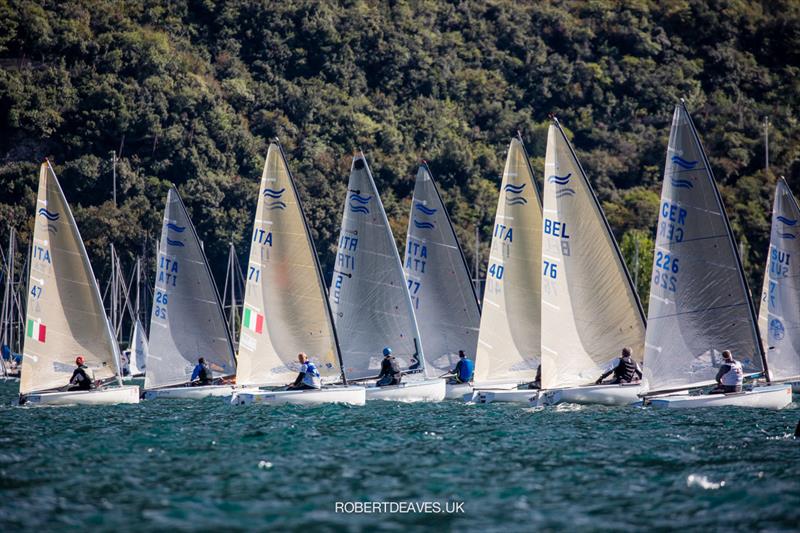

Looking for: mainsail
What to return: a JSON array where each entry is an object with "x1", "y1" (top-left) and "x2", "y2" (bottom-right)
[
  {"x1": 403, "y1": 163, "x2": 481, "y2": 373},
  {"x1": 474, "y1": 138, "x2": 543, "y2": 387},
  {"x1": 758, "y1": 177, "x2": 800, "y2": 382},
  {"x1": 128, "y1": 318, "x2": 148, "y2": 376},
  {"x1": 540, "y1": 120, "x2": 646, "y2": 389},
  {"x1": 235, "y1": 142, "x2": 343, "y2": 386},
  {"x1": 21, "y1": 161, "x2": 121, "y2": 394},
  {"x1": 329, "y1": 153, "x2": 426, "y2": 380},
  {"x1": 145, "y1": 188, "x2": 236, "y2": 389},
  {"x1": 643, "y1": 102, "x2": 765, "y2": 393}
]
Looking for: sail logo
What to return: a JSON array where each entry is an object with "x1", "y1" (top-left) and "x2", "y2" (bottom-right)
[
  {"x1": 26, "y1": 318, "x2": 46, "y2": 343},
  {"x1": 671, "y1": 155, "x2": 698, "y2": 170},
  {"x1": 547, "y1": 174, "x2": 575, "y2": 198},
  {"x1": 415, "y1": 203, "x2": 437, "y2": 216},
  {"x1": 165, "y1": 222, "x2": 186, "y2": 247},
  {"x1": 166, "y1": 238, "x2": 185, "y2": 247},
  {"x1": 504, "y1": 183, "x2": 528, "y2": 205},
  {"x1": 263, "y1": 188, "x2": 287, "y2": 210},
  {"x1": 37, "y1": 208, "x2": 60, "y2": 221},
  {"x1": 777, "y1": 216, "x2": 797, "y2": 226},
  {"x1": 670, "y1": 178, "x2": 694, "y2": 189},
  {"x1": 349, "y1": 193, "x2": 372, "y2": 214},
  {"x1": 413, "y1": 219, "x2": 435, "y2": 230},
  {"x1": 769, "y1": 318, "x2": 785, "y2": 341}
]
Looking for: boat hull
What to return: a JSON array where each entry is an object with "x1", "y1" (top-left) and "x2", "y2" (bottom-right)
[
  {"x1": 445, "y1": 382, "x2": 472, "y2": 400},
  {"x1": 232, "y1": 386, "x2": 366, "y2": 406},
  {"x1": 143, "y1": 384, "x2": 235, "y2": 400},
  {"x1": 535, "y1": 383, "x2": 644, "y2": 407},
  {"x1": 366, "y1": 379, "x2": 445, "y2": 402},
  {"x1": 21, "y1": 385, "x2": 140, "y2": 406},
  {"x1": 649, "y1": 384, "x2": 793, "y2": 410},
  {"x1": 469, "y1": 387, "x2": 539, "y2": 404}
]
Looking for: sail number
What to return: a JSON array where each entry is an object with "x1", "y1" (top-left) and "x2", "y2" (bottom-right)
[
  {"x1": 154, "y1": 291, "x2": 168, "y2": 319},
  {"x1": 653, "y1": 251, "x2": 679, "y2": 292},
  {"x1": 488, "y1": 263, "x2": 504, "y2": 280},
  {"x1": 407, "y1": 279, "x2": 421, "y2": 309},
  {"x1": 248, "y1": 266, "x2": 260, "y2": 283},
  {"x1": 543, "y1": 260, "x2": 558, "y2": 279},
  {"x1": 30, "y1": 285, "x2": 42, "y2": 299}
]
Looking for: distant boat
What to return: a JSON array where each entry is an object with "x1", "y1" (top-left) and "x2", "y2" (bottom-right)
[
  {"x1": 402, "y1": 162, "x2": 480, "y2": 400},
  {"x1": 642, "y1": 102, "x2": 791, "y2": 409},
  {"x1": 142, "y1": 187, "x2": 237, "y2": 399},
  {"x1": 231, "y1": 142, "x2": 365, "y2": 406},
  {"x1": 471, "y1": 137, "x2": 543, "y2": 403},
  {"x1": 535, "y1": 118, "x2": 647, "y2": 407},
  {"x1": 18, "y1": 161, "x2": 138, "y2": 405},
  {"x1": 329, "y1": 153, "x2": 445, "y2": 402},
  {"x1": 124, "y1": 318, "x2": 148, "y2": 378},
  {"x1": 757, "y1": 177, "x2": 800, "y2": 393}
]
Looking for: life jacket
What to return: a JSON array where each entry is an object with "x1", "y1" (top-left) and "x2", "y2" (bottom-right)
[
  {"x1": 301, "y1": 361, "x2": 322, "y2": 389},
  {"x1": 198, "y1": 363, "x2": 212, "y2": 383},
  {"x1": 720, "y1": 360, "x2": 743, "y2": 386},
  {"x1": 614, "y1": 356, "x2": 638, "y2": 382},
  {"x1": 457, "y1": 358, "x2": 474, "y2": 382}
]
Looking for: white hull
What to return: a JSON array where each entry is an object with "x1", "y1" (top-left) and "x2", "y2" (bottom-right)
[
  {"x1": 469, "y1": 387, "x2": 539, "y2": 404},
  {"x1": 232, "y1": 386, "x2": 366, "y2": 406},
  {"x1": 143, "y1": 384, "x2": 235, "y2": 400},
  {"x1": 649, "y1": 384, "x2": 793, "y2": 410},
  {"x1": 21, "y1": 385, "x2": 140, "y2": 406},
  {"x1": 535, "y1": 383, "x2": 644, "y2": 407},
  {"x1": 445, "y1": 382, "x2": 472, "y2": 400},
  {"x1": 366, "y1": 379, "x2": 445, "y2": 402}
]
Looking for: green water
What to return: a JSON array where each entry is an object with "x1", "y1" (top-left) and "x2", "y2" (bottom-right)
[{"x1": 0, "y1": 381, "x2": 798, "y2": 531}]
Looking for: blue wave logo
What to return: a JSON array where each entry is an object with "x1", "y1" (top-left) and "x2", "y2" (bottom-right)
[
  {"x1": 670, "y1": 178, "x2": 694, "y2": 189},
  {"x1": 166, "y1": 238, "x2": 185, "y2": 247},
  {"x1": 504, "y1": 183, "x2": 527, "y2": 193},
  {"x1": 770, "y1": 318, "x2": 785, "y2": 341},
  {"x1": 37, "y1": 208, "x2": 59, "y2": 221},
  {"x1": 555, "y1": 188, "x2": 576, "y2": 198},
  {"x1": 671, "y1": 155, "x2": 698, "y2": 170},
  {"x1": 413, "y1": 219, "x2": 435, "y2": 230},
  {"x1": 349, "y1": 194, "x2": 372, "y2": 204},
  {"x1": 777, "y1": 216, "x2": 797, "y2": 226},
  {"x1": 350, "y1": 205, "x2": 369, "y2": 214},
  {"x1": 414, "y1": 203, "x2": 437, "y2": 215},
  {"x1": 348, "y1": 193, "x2": 372, "y2": 215},
  {"x1": 166, "y1": 223, "x2": 185, "y2": 233},
  {"x1": 547, "y1": 173, "x2": 571, "y2": 185},
  {"x1": 265, "y1": 201, "x2": 286, "y2": 210},
  {"x1": 263, "y1": 187, "x2": 286, "y2": 199},
  {"x1": 779, "y1": 232, "x2": 796, "y2": 240},
  {"x1": 506, "y1": 197, "x2": 528, "y2": 206}
]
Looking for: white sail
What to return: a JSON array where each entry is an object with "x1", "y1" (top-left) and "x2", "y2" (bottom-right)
[
  {"x1": 21, "y1": 162, "x2": 121, "y2": 394},
  {"x1": 758, "y1": 177, "x2": 800, "y2": 382},
  {"x1": 144, "y1": 188, "x2": 236, "y2": 390},
  {"x1": 128, "y1": 318, "x2": 148, "y2": 376},
  {"x1": 329, "y1": 153, "x2": 426, "y2": 380},
  {"x1": 540, "y1": 121, "x2": 646, "y2": 389},
  {"x1": 474, "y1": 138, "x2": 543, "y2": 387},
  {"x1": 403, "y1": 163, "x2": 480, "y2": 373},
  {"x1": 236, "y1": 143, "x2": 342, "y2": 386},
  {"x1": 643, "y1": 102, "x2": 764, "y2": 393}
]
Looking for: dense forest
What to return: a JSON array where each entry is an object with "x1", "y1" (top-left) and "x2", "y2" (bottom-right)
[{"x1": 1, "y1": 0, "x2": 799, "y2": 313}]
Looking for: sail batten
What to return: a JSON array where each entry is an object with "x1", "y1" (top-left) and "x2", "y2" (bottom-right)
[
  {"x1": 144, "y1": 188, "x2": 236, "y2": 390},
  {"x1": 643, "y1": 102, "x2": 764, "y2": 393},
  {"x1": 235, "y1": 143, "x2": 342, "y2": 386},
  {"x1": 474, "y1": 139, "x2": 543, "y2": 387}
]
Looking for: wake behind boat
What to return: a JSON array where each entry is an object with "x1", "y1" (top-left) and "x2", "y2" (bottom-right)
[
  {"x1": 330, "y1": 153, "x2": 444, "y2": 402},
  {"x1": 641, "y1": 101, "x2": 791, "y2": 410},
  {"x1": 230, "y1": 141, "x2": 364, "y2": 406},
  {"x1": 18, "y1": 162, "x2": 138, "y2": 406},
  {"x1": 142, "y1": 188, "x2": 237, "y2": 400}
]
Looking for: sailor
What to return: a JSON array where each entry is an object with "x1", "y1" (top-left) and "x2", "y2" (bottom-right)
[
  {"x1": 68, "y1": 356, "x2": 95, "y2": 391},
  {"x1": 190, "y1": 357, "x2": 213, "y2": 386},
  {"x1": 595, "y1": 347, "x2": 642, "y2": 384},
  {"x1": 710, "y1": 350, "x2": 743, "y2": 394},
  {"x1": 287, "y1": 352, "x2": 322, "y2": 390},
  {"x1": 376, "y1": 347, "x2": 402, "y2": 387},
  {"x1": 449, "y1": 350, "x2": 474, "y2": 384}
]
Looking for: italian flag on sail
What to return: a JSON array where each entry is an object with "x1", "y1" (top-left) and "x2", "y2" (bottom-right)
[
  {"x1": 26, "y1": 319, "x2": 46, "y2": 343},
  {"x1": 243, "y1": 306, "x2": 264, "y2": 334}
]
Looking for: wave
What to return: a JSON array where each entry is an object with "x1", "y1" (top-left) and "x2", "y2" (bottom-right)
[
  {"x1": 670, "y1": 178, "x2": 694, "y2": 189},
  {"x1": 413, "y1": 219, "x2": 435, "y2": 229},
  {"x1": 265, "y1": 201, "x2": 286, "y2": 210},
  {"x1": 414, "y1": 203, "x2": 437, "y2": 215},
  {"x1": 506, "y1": 197, "x2": 528, "y2": 205},
  {"x1": 555, "y1": 188, "x2": 576, "y2": 197},
  {"x1": 504, "y1": 183, "x2": 526, "y2": 193},
  {"x1": 166, "y1": 238, "x2": 185, "y2": 247},
  {"x1": 263, "y1": 187, "x2": 286, "y2": 198},
  {"x1": 37, "y1": 208, "x2": 59, "y2": 221},
  {"x1": 779, "y1": 232, "x2": 796, "y2": 239},
  {"x1": 166, "y1": 223, "x2": 186, "y2": 232},
  {"x1": 777, "y1": 215, "x2": 797, "y2": 226},
  {"x1": 547, "y1": 173, "x2": 571, "y2": 185},
  {"x1": 671, "y1": 155, "x2": 698, "y2": 169},
  {"x1": 349, "y1": 205, "x2": 370, "y2": 214},
  {"x1": 349, "y1": 193, "x2": 372, "y2": 204}
]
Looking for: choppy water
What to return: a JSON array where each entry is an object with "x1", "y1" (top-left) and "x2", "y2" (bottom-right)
[{"x1": 0, "y1": 380, "x2": 798, "y2": 531}]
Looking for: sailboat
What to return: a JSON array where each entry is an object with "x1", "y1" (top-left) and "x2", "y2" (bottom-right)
[
  {"x1": 18, "y1": 161, "x2": 139, "y2": 405},
  {"x1": 142, "y1": 187, "x2": 238, "y2": 399},
  {"x1": 330, "y1": 153, "x2": 445, "y2": 402},
  {"x1": 758, "y1": 177, "x2": 800, "y2": 393},
  {"x1": 125, "y1": 318, "x2": 148, "y2": 378},
  {"x1": 230, "y1": 142, "x2": 365, "y2": 405},
  {"x1": 471, "y1": 137, "x2": 544, "y2": 403},
  {"x1": 642, "y1": 101, "x2": 791, "y2": 409},
  {"x1": 402, "y1": 162, "x2": 481, "y2": 400},
  {"x1": 535, "y1": 118, "x2": 647, "y2": 406}
]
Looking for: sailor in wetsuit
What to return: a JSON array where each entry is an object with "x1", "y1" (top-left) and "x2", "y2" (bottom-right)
[
  {"x1": 595, "y1": 347, "x2": 642, "y2": 385},
  {"x1": 449, "y1": 350, "x2": 474, "y2": 384},
  {"x1": 376, "y1": 347, "x2": 402, "y2": 387},
  {"x1": 190, "y1": 357, "x2": 213, "y2": 386},
  {"x1": 709, "y1": 350, "x2": 744, "y2": 394},
  {"x1": 287, "y1": 352, "x2": 322, "y2": 390},
  {"x1": 68, "y1": 356, "x2": 95, "y2": 391}
]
